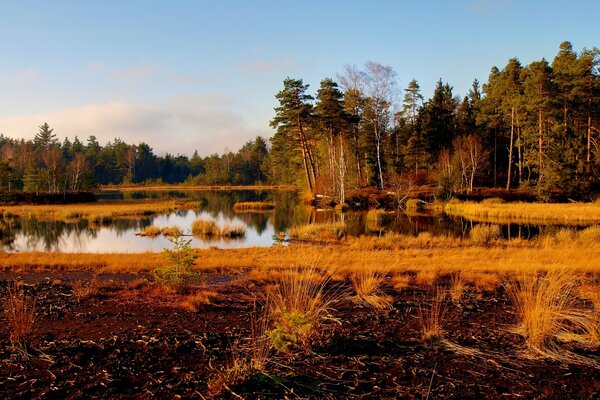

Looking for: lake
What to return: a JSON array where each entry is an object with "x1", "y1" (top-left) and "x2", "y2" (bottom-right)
[{"x1": 0, "y1": 190, "x2": 587, "y2": 252}]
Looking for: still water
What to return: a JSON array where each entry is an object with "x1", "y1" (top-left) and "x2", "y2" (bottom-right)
[{"x1": 0, "y1": 190, "x2": 585, "y2": 253}]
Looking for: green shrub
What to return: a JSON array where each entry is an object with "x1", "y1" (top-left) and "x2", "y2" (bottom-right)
[
  {"x1": 155, "y1": 235, "x2": 199, "y2": 287},
  {"x1": 267, "y1": 311, "x2": 313, "y2": 353}
]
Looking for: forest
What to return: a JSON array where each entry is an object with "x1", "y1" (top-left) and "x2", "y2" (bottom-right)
[{"x1": 1, "y1": 41, "x2": 598, "y2": 200}]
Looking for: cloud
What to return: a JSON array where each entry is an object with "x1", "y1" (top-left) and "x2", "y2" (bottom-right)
[
  {"x1": 86, "y1": 61, "x2": 163, "y2": 84},
  {"x1": 0, "y1": 68, "x2": 40, "y2": 87},
  {"x1": 467, "y1": 0, "x2": 512, "y2": 15},
  {"x1": 0, "y1": 94, "x2": 263, "y2": 156},
  {"x1": 238, "y1": 57, "x2": 299, "y2": 72}
]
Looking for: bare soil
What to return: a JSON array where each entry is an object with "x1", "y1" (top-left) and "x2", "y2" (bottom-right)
[{"x1": 1, "y1": 274, "x2": 598, "y2": 399}]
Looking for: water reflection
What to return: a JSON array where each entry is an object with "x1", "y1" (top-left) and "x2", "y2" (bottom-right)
[{"x1": 0, "y1": 190, "x2": 589, "y2": 253}]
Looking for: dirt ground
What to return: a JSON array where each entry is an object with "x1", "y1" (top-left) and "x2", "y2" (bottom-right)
[{"x1": 1, "y1": 273, "x2": 598, "y2": 399}]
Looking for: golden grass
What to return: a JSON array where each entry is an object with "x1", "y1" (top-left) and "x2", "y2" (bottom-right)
[
  {"x1": 191, "y1": 219, "x2": 246, "y2": 239},
  {"x1": 233, "y1": 202, "x2": 276, "y2": 212},
  {"x1": 265, "y1": 265, "x2": 334, "y2": 352},
  {"x1": 470, "y1": 224, "x2": 501, "y2": 246},
  {"x1": 0, "y1": 199, "x2": 201, "y2": 221},
  {"x1": 5, "y1": 282, "x2": 35, "y2": 359},
  {"x1": 350, "y1": 267, "x2": 392, "y2": 309},
  {"x1": 180, "y1": 290, "x2": 218, "y2": 312},
  {"x1": 445, "y1": 199, "x2": 600, "y2": 224},
  {"x1": 160, "y1": 225, "x2": 182, "y2": 237},
  {"x1": 419, "y1": 288, "x2": 447, "y2": 345},
  {"x1": 449, "y1": 272, "x2": 466, "y2": 302},
  {"x1": 71, "y1": 279, "x2": 98, "y2": 299},
  {"x1": 287, "y1": 222, "x2": 346, "y2": 242},
  {"x1": 504, "y1": 270, "x2": 599, "y2": 360},
  {"x1": 138, "y1": 225, "x2": 162, "y2": 237}
]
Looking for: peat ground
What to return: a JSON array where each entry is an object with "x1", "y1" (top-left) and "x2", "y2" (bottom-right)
[{"x1": 0, "y1": 274, "x2": 598, "y2": 399}]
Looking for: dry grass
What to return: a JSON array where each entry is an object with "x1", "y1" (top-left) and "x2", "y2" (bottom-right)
[
  {"x1": 138, "y1": 225, "x2": 162, "y2": 237},
  {"x1": 449, "y1": 273, "x2": 466, "y2": 302},
  {"x1": 233, "y1": 202, "x2": 276, "y2": 212},
  {"x1": 419, "y1": 287, "x2": 447, "y2": 345},
  {"x1": 4, "y1": 282, "x2": 35, "y2": 359},
  {"x1": 160, "y1": 225, "x2": 182, "y2": 237},
  {"x1": 0, "y1": 199, "x2": 200, "y2": 221},
  {"x1": 180, "y1": 290, "x2": 218, "y2": 311},
  {"x1": 350, "y1": 267, "x2": 392, "y2": 309},
  {"x1": 265, "y1": 265, "x2": 334, "y2": 353},
  {"x1": 504, "y1": 270, "x2": 599, "y2": 360},
  {"x1": 445, "y1": 199, "x2": 600, "y2": 224},
  {"x1": 288, "y1": 222, "x2": 346, "y2": 242},
  {"x1": 191, "y1": 219, "x2": 246, "y2": 239},
  {"x1": 71, "y1": 279, "x2": 98, "y2": 299},
  {"x1": 470, "y1": 224, "x2": 501, "y2": 246},
  {"x1": 391, "y1": 274, "x2": 411, "y2": 291}
]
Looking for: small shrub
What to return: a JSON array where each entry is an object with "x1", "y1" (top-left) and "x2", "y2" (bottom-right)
[
  {"x1": 449, "y1": 273, "x2": 465, "y2": 302},
  {"x1": 221, "y1": 223, "x2": 246, "y2": 239},
  {"x1": 72, "y1": 279, "x2": 98, "y2": 299},
  {"x1": 155, "y1": 235, "x2": 199, "y2": 287},
  {"x1": 470, "y1": 224, "x2": 501, "y2": 246}
]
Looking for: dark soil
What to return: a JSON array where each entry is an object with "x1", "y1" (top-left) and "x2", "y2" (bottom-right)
[{"x1": 1, "y1": 274, "x2": 598, "y2": 399}]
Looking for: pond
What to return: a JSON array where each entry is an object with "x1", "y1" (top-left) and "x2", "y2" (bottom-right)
[{"x1": 0, "y1": 190, "x2": 589, "y2": 252}]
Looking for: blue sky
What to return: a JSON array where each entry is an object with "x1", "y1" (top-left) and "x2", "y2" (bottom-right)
[{"x1": 0, "y1": 0, "x2": 598, "y2": 155}]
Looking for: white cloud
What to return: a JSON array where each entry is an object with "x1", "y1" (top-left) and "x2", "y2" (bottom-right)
[
  {"x1": 0, "y1": 68, "x2": 40, "y2": 87},
  {"x1": 0, "y1": 95, "x2": 264, "y2": 156},
  {"x1": 238, "y1": 57, "x2": 299, "y2": 72}
]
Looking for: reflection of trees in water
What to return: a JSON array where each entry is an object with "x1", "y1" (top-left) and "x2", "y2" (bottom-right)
[
  {"x1": 0, "y1": 217, "x2": 18, "y2": 249},
  {"x1": 233, "y1": 212, "x2": 271, "y2": 235},
  {"x1": 19, "y1": 218, "x2": 92, "y2": 251},
  {"x1": 109, "y1": 218, "x2": 149, "y2": 237}
]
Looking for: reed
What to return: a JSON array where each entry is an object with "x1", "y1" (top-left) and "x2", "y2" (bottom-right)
[
  {"x1": 191, "y1": 219, "x2": 219, "y2": 238},
  {"x1": 180, "y1": 290, "x2": 218, "y2": 312},
  {"x1": 418, "y1": 287, "x2": 447, "y2": 345},
  {"x1": 469, "y1": 224, "x2": 501, "y2": 246},
  {"x1": 220, "y1": 223, "x2": 247, "y2": 239},
  {"x1": 160, "y1": 225, "x2": 182, "y2": 237},
  {"x1": 233, "y1": 202, "x2": 276, "y2": 212}
]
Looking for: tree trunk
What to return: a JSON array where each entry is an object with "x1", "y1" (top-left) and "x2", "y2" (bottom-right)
[
  {"x1": 507, "y1": 107, "x2": 515, "y2": 190},
  {"x1": 539, "y1": 108, "x2": 544, "y2": 181},
  {"x1": 339, "y1": 134, "x2": 346, "y2": 204},
  {"x1": 375, "y1": 125, "x2": 384, "y2": 190}
]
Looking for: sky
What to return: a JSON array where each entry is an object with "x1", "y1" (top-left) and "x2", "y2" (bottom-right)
[{"x1": 0, "y1": 0, "x2": 598, "y2": 156}]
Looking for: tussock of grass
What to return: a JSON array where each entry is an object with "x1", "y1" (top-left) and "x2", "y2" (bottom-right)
[
  {"x1": 470, "y1": 224, "x2": 501, "y2": 246},
  {"x1": 419, "y1": 288, "x2": 447, "y2": 345},
  {"x1": 449, "y1": 272, "x2": 466, "y2": 302},
  {"x1": 505, "y1": 270, "x2": 599, "y2": 361},
  {"x1": 191, "y1": 219, "x2": 246, "y2": 239},
  {"x1": 233, "y1": 202, "x2": 275, "y2": 212},
  {"x1": 160, "y1": 225, "x2": 182, "y2": 237},
  {"x1": 180, "y1": 290, "x2": 218, "y2": 311},
  {"x1": 265, "y1": 266, "x2": 334, "y2": 353},
  {"x1": 446, "y1": 199, "x2": 600, "y2": 224},
  {"x1": 350, "y1": 267, "x2": 392, "y2": 309},
  {"x1": 288, "y1": 222, "x2": 346, "y2": 242},
  {"x1": 5, "y1": 282, "x2": 35, "y2": 359},
  {"x1": 138, "y1": 225, "x2": 162, "y2": 237}
]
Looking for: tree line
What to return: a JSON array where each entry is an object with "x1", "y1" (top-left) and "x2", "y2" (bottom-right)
[
  {"x1": 0, "y1": 124, "x2": 269, "y2": 192},
  {"x1": 269, "y1": 41, "x2": 600, "y2": 200},
  {"x1": 1, "y1": 41, "x2": 598, "y2": 200}
]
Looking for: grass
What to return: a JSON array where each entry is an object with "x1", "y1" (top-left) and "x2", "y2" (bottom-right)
[
  {"x1": 350, "y1": 267, "x2": 392, "y2": 309},
  {"x1": 469, "y1": 224, "x2": 501, "y2": 246},
  {"x1": 233, "y1": 202, "x2": 276, "y2": 212},
  {"x1": 265, "y1": 266, "x2": 334, "y2": 353},
  {"x1": 419, "y1": 287, "x2": 447, "y2": 345},
  {"x1": 160, "y1": 225, "x2": 182, "y2": 237},
  {"x1": 0, "y1": 199, "x2": 201, "y2": 221},
  {"x1": 180, "y1": 290, "x2": 218, "y2": 311},
  {"x1": 191, "y1": 219, "x2": 246, "y2": 239},
  {"x1": 138, "y1": 225, "x2": 162, "y2": 237},
  {"x1": 287, "y1": 222, "x2": 346, "y2": 242},
  {"x1": 445, "y1": 199, "x2": 600, "y2": 224},
  {"x1": 504, "y1": 270, "x2": 599, "y2": 360},
  {"x1": 5, "y1": 282, "x2": 36, "y2": 359}
]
